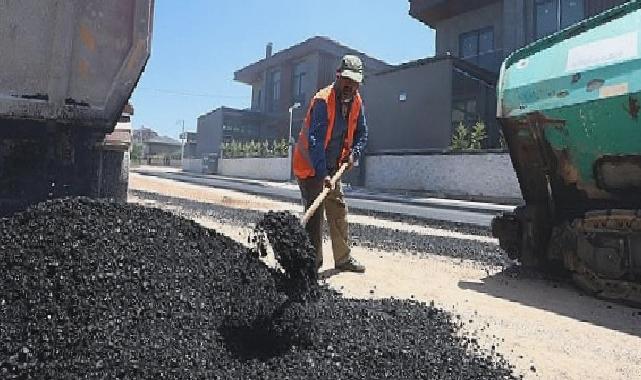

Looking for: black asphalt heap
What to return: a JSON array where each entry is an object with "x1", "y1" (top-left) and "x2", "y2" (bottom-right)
[{"x1": 0, "y1": 198, "x2": 519, "y2": 379}]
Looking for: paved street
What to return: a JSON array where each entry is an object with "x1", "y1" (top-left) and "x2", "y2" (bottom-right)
[
  {"x1": 129, "y1": 171, "x2": 641, "y2": 380},
  {"x1": 133, "y1": 166, "x2": 515, "y2": 226}
]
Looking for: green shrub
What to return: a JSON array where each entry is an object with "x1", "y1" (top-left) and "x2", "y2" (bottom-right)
[
  {"x1": 469, "y1": 121, "x2": 487, "y2": 150},
  {"x1": 221, "y1": 138, "x2": 290, "y2": 158},
  {"x1": 450, "y1": 121, "x2": 487, "y2": 151},
  {"x1": 450, "y1": 123, "x2": 470, "y2": 151}
]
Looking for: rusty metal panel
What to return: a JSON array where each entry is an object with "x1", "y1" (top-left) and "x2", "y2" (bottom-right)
[{"x1": 0, "y1": 0, "x2": 154, "y2": 130}]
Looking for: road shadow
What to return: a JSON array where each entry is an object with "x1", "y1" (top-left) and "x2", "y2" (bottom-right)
[{"x1": 458, "y1": 267, "x2": 641, "y2": 338}]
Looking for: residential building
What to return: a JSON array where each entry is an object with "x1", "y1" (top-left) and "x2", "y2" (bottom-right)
[
  {"x1": 408, "y1": 0, "x2": 629, "y2": 74},
  {"x1": 234, "y1": 36, "x2": 389, "y2": 132},
  {"x1": 132, "y1": 127, "x2": 158, "y2": 143},
  {"x1": 194, "y1": 36, "x2": 391, "y2": 160},
  {"x1": 361, "y1": 0, "x2": 631, "y2": 155},
  {"x1": 362, "y1": 56, "x2": 497, "y2": 153},
  {"x1": 143, "y1": 136, "x2": 181, "y2": 160},
  {"x1": 196, "y1": 107, "x2": 278, "y2": 158},
  {"x1": 180, "y1": 131, "x2": 198, "y2": 159}
]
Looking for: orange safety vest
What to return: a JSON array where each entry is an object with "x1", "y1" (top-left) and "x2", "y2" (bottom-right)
[{"x1": 293, "y1": 84, "x2": 362, "y2": 179}]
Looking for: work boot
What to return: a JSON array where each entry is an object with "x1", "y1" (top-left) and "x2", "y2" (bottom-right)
[{"x1": 335, "y1": 257, "x2": 365, "y2": 273}]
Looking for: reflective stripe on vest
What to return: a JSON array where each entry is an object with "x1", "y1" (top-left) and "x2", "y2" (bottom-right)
[{"x1": 293, "y1": 85, "x2": 362, "y2": 179}]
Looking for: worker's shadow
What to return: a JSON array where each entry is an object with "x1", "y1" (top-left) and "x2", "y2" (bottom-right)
[
  {"x1": 458, "y1": 268, "x2": 641, "y2": 338},
  {"x1": 318, "y1": 268, "x2": 342, "y2": 280}
]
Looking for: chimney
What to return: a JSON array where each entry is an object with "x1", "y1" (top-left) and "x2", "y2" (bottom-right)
[{"x1": 266, "y1": 42, "x2": 273, "y2": 59}]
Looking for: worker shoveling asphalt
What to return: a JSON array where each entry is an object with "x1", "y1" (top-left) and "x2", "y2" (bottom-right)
[{"x1": 291, "y1": 55, "x2": 369, "y2": 273}]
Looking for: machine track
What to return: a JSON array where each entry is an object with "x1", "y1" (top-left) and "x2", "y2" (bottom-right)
[{"x1": 555, "y1": 210, "x2": 641, "y2": 306}]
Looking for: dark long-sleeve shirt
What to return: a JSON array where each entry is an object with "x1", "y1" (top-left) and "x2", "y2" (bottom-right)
[{"x1": 307, "y1": 97, "x2": 368, "y2": 179}]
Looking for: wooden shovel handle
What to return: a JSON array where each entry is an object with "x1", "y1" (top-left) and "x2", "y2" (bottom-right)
[{"x1": 301, "y1": 163, "x2": 349, "y2": 226}]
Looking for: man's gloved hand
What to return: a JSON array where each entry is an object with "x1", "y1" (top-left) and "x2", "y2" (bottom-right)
[
  {"x1": 345, "y1": 153, "x2": 355, "y2": 171},
  {"x1": 324, "y1": 176, "x2": 334, "y2": 190}
]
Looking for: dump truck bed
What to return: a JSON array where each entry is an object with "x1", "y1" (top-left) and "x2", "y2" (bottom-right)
[{"x1": 0, "y1": 0, "x2": 153, "y2": 130}]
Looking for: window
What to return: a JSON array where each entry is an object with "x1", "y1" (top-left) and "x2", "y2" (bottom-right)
[
  {"x1": 292, "y1": 62, "x2": 306, "y2": 101},
  {"x1": 459, "y1": 27, "x2": 494, "y2": 59},
  {"x1": 460, "y1": 32, "x2": 478, "y2": 59},
  {"x1": 535, "y1": 0, "x2": 585, "y2": 40},
  {"x1": 561, "y1": 0, "x2": 584, "y2": 28},
  {"x1": 269, "y1": 70, "x2": 281, "y2": 112},
  {"x1": 451, "y1": 99, "x2": 478, "y2": 131},
  {"x1": 459, "y1": 27, "x2": 494, "y2": 70}
]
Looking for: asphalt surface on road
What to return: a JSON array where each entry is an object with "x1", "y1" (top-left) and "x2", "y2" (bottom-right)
[{"x1": 132, "y1": 168, "x2": 505, "y2": 226}]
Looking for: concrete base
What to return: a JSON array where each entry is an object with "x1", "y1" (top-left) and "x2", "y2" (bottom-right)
[
  {"x1": 218, "y1": 157, "x2": 290, "y2": 181},
  {"x1": 365, "y1": 153, "x2": 522, "y2": 200},
  {"x1": 182, "y1": 158, "x2": 204, "y2": 173}
]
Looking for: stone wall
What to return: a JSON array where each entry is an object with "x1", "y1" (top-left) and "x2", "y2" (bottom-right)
[
  {"x1": 365, "y1": 153, "x2": 522, "y2": 200},
  {"x1": 218, "y1": 157, "x2": 290, "y2": 181},
  {"x1": 182, "y1": 158, "x2": 204, "y2": 173}
]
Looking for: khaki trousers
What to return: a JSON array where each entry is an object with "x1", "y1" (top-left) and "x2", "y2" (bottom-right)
[{"x1": 298, "y1": 178, "x2": 351, "y2": 268}]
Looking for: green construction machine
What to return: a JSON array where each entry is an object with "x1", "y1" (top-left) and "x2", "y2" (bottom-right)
[{"x1": 492, "y1": 1, "x2": 641, "y2": 305}]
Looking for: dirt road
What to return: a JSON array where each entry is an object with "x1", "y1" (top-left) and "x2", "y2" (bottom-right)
[{"x1": 129, "y1": 172, "x2": 641, "y2": 380}]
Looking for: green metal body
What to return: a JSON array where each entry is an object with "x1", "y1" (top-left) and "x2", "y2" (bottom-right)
[
  {"x1": 499, "y1": 0, "x2": 641, "y2": 214},
  {"x1": 493, "y1": 1, "x2": 641, "y2": 304}
]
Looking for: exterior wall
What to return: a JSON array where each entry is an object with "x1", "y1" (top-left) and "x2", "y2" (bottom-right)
[
  {"x1": 182, "y1": 142, "x2": 198, "y2": 159},
  {"x1": 502, "y1": 0, "x2": 527, "y2": 56},
  {"x1": 361, "y1": 59, "x2": 454, "y2": 152},
  {"x1": 238, "y1": 39, "x2": 391, "y2": 146},
  {"x1": 522, "y1": 0, "x2": 628, "y2": 46},
  {"x1": 251, "y1": 77, "x2": 265, "y2": 111},
  {"x1": 182, "y1": 158, "x2": 203, "y2": 173},
  {"x1": 290, "y1": 52, "x2": 332, "y2": 138},
  {"x1": 218, "y1": 157, "x2": 290, "y2": 181},
  {"x1": 144, "y1": 157, "x2": 182, "y2": 168},
  {"x1": 317, "y1": 52, "x2": 340, "y2": 90},
  {"x1": 246, "y1": 52, "x2": 328, "y2": 139},
  {"x1": 293, "y1": 54, "x2": 317, "y2": 105},
  {"x1": 246, "y1": 48, "x2": 388, "y2": 125},
  {"x1": 279, "y1": 62, "x2": 293, "y2": 114},
  {"x1": 586, "y1": 0, "x2": 629, "y2": 16},
  {"x1": 196, "y1": 109, "x2": 224, "y2": 157},
  {"x1": 428, "y1": 0, "x2": 629, "y2": 75},
  {"x1": 365, "y1": 153, "x2": 522, "y2": 199},
  {"x1": 245, "y1": 51, "x2": 370, "y2": 143},
  {"x1": 290, "y1": 53, "x2": 320, "y2": 138},
  {"x1": 144, "y1": 143, "x2": 181, "y2": 157}
]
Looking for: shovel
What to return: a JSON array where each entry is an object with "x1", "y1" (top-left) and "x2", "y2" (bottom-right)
[
  {"x1": 252, "y1": 162, "x2": 349, "y2": 261},
  {"x1": 300, "y1": 162, "x2": 349, "y2": 226}
]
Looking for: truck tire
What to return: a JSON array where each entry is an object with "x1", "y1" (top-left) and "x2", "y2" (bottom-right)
[{"x1": 100, "y1": 150, "x2": 129, "y2": 202}]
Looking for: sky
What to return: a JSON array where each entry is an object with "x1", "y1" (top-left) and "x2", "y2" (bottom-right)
[{"x1": 130, "y1": 0, "x2": 435, "y2": 139}]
